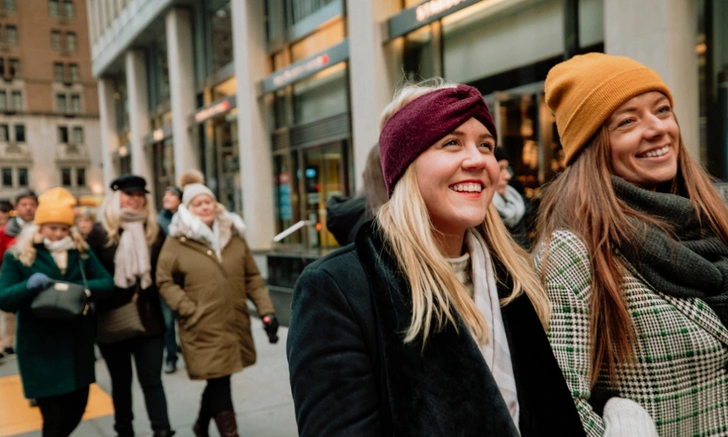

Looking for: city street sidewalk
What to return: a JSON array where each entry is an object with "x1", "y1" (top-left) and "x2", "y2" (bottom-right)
[{"x1": 2, "y1": 318, "x2": 297, "y2": 437}]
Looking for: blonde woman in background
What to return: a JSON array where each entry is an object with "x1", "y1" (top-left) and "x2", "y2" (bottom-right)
[
  {"x1": 86, "y1": 174, "x2": 174, "y2": 437},
  {"x1": 287, "y1": 80, "x2": 586, "y2": 436}
]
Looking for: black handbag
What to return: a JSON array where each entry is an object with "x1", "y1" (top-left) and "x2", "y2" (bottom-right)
[
  {"x1": 30, "y1": 257, "x2": 90, "y2": 321},
  {"x1": 96, "y1": 284, "x2": 146, "y2": 344}
]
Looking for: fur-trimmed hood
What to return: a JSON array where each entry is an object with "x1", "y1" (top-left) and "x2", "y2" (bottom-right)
[{"x1": 168, "y1": 203, "x2": 246, "y2": 253}]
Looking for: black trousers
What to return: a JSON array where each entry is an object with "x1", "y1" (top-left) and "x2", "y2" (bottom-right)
[
  {"x1": 99, "y1": 334, "x2": 171, "y2": 435},
  {"x1": 37, "y1": 386, "x2": 89, "y2": 437},
  {"x1": 202, "y1": 375, "x2": 234, "y2": 416}
]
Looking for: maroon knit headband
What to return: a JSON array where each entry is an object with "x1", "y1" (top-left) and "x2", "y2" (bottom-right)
[{"x1": 379, "y1": 84, "x2": 497, "y2": 196}]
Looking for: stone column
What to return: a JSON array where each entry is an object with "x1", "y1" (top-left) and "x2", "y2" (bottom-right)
[
  {"x1": 125, "y1": 49, "x2": 154, "y2": 198},
  {"x1": 346, "y1": 0, "x2": 401, "y2": 190},
  {"x1": 231, "y1": 0, "x2": 275, "y2": 252},
  {"x1": 605, "y1": 0, "x2": 700, "y2": 161},
  {"x1": 97, "y1": 77, "x2": 118, "y2": 189},
  {"x1": 166, "y1": 7, "x2": 198, "y2": 178}
]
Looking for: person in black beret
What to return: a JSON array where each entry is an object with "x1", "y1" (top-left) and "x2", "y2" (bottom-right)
[{"x1": 86, "y1": 174, "x2": 175, "y2": 437}]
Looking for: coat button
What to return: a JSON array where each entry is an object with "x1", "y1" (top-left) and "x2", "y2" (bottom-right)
[{"x1": 207, "y1": 250, "x2": 213, "y2": 256}]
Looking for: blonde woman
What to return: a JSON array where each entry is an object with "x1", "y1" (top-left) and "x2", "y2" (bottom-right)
[
  {"x1": 157, "y1": 171, "x2": 278, "y2": 437},
  {"x1": 0, "y1": 187, "x2": 113, "y2": 436},
  {"x1": 287, "y1": 80, "x2": 585, "y2": 436},
  {"x1": 86, "y1": 174, "x2": 174, "y2": 437}
]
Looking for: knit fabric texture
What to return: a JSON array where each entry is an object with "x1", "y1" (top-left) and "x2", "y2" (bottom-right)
[
  {"x1": 379, "y1": 84, "x2": 496, "y2": 196},
  {"x1": 182, "y1": 183, "x2": 216, "y2": 206},
  {"x1": 545, "y1": 53, "x2": 673, "y2": 165},
  {"x1": 35, "y1": 187, "x2": 76, "y2": 226}
]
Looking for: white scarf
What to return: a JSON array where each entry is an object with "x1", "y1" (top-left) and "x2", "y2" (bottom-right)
[
  {"x1": 492, "y1": 185, "x2": 526, "y2": 228},
  {"x1": 114, "y1": 209, "x2": 152, "y2": 289},
  {"x1": 466, "y1": 228, "x2": 520, "y2": 431},
  {"x1": 43, "y1": 236, "x2": 76, "y2": 273},
  {"x1": 168, "y1": 205, "x2": 247, "y2": 262}
]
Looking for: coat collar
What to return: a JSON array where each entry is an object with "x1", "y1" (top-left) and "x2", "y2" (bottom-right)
[{"x1": 355, "y1": 221, "x2": 519, "y2": 436}]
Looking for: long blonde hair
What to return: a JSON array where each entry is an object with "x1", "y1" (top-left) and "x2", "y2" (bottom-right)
[
  {"x1": 100, "y1": 190, "x2": 159, "y2": 247},
  {"x1": 377, "y1": 79, "x2": 550, "y2": 346},
  {"x1": 14, "y1": 225, "x2": 87, "y2": 267}
]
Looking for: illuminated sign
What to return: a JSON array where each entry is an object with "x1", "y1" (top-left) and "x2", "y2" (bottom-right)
[
  {"x1": 273, "y1": 54, "x2": 330, "y2": 87},
  {"x1": 194, "y1": 100, "x2": 230, "y2": 123},
  {"x1": 261, "y1": 39, "x2": 350, "y2": 94},
  {"x1": 416, "y1": 0, "x2": 467, "y2": 22},
  {"x1": 387, "y1": 0, "x2": 483, "y2": 41}
]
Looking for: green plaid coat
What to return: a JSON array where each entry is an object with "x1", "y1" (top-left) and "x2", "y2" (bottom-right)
[{"x1": 536, "y1": 230, "x2": 728, "y2": 437}]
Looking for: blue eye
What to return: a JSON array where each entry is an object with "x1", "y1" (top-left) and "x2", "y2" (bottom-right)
[
  {"x1": 657, "y1": 106, "x2": 671, "y2": 114},
  {"x1": 618, "y1": 118, "x2": 635, "y2": 127}
]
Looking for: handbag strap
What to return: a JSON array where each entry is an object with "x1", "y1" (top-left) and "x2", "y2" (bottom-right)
[{"x1": 78, "y1": 253, "x2": 89, "y2": 292}]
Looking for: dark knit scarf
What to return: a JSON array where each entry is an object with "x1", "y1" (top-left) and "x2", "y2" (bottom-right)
[{"x1": 612, "y1": 176, "x2": 728, "y2": 327}]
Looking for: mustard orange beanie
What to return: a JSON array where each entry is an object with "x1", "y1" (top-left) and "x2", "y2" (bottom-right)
[
  {"x1": 35, "y1": 187, "x2": 76, "y2": 226},
  {"x1": 545, "y1": 53, "x2": 673, "y2": 165}
]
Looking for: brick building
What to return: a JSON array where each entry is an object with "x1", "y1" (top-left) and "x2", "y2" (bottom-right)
[{"x1": 0, "y1": 0, "x2": 101, "y2": 202}]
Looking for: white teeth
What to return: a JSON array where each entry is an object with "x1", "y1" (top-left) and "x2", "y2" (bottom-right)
[
  {"x1": 639, "y1": 146, "x2": 669, "y2": 158},
  {"x1": 449, "y1": 183, "x2": 483, "y2": 193}
]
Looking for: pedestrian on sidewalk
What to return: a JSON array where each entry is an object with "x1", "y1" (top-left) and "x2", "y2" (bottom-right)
[
  {"x1": 0, "y1": 190, "x2": 37, "y2": 360},
  {"x1": 74, "y1": 206, "x2": 96, "y2": 240},
  {"x1": 287, "y1": 80, "x2": 586, "y2": 436},
  {"x1": 0, "y1": 187, "x2": 113, "y2": 437},
  {"x1": 86, "y1": 174, "x2": 175, "y2": 437},
  {"x1": 157, "y1": 170, "x2": 279, "y2": 437},
  {"x1": 156, "y1": 185, "x2": 183, "y2": 374},
  {"x1": 535, "y1": 53, "x2": 728, "y2": 436}
]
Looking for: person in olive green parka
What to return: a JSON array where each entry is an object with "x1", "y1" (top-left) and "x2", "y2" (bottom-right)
[{"x1": 0, "y1": 187, "x2": 113, "y2": 437}]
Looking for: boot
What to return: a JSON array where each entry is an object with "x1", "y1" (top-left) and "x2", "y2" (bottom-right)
[
  {"x1": 192, "y1": 401, "x2": 213, "y2": 437},
  {"x1": 213, "y1": 411, "x2": 239, "y2": 437},
  {"x1": 153, "y1": 431, "x2": 176, "y2": 437}
]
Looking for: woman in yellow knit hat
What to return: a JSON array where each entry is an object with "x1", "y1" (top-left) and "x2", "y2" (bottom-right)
[
  {"x1": 0, "y1": 187, "x2": 113, "y2": 437},
  {"x1": 535, "y1": 53, "x2": 728, "y2": 436}
]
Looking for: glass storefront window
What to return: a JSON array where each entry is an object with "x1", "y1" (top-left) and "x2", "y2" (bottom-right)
[
  {"x1": 113, "y1": 78, "x2": 129, "y2": 135},
  {"x1": 209, "y1": 2, "x2": 233, "y2": 73},
  {"x1": 287, "y1": 0, "x2": 336, "y2": 26},
  {"x1": 153, "y1": 138, "x2": 175, "y2": 209},
  {"x1": 302, "y1": 141, "x2": 346, "y2": 248},
  {"x1": 293, "y1": 63, "x2": 348, "y2": 125},
  {"x1": 290, "y1": 18, "x2": 345, "y2": 63},
  {"x1": 274, "y1": 152, "x2": 301, "y2": 244},
  {"x1": 699, "y1": 0, "x2": 728, "y2": 178},
  {"x1": 403, "y1": 24, "x2": 439, "y2": 81},
  {"x1": 203, "y1": 114, "x2": 243, "y2": 216},
  {"x1": 148, "y1": 34, "x2": 170, "y2": 114}
]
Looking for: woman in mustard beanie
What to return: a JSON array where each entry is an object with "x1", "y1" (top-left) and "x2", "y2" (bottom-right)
[
  {"x1": 0, "y1": 187, "x2": 113, "y2": 436},
  {"x1": 535, "y1": 53, "x2": 728, "y2": 436}
]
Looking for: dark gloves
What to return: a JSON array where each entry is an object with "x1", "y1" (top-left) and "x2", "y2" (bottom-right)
[
  {"x1": 26, "y1": 273, "x2": 52, "y2": 292},
  {"x1": 262, "y1": 314, "x2": 279, "y2": 344}
]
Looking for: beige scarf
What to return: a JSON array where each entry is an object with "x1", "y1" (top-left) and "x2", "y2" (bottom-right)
[
  {"x1": 114, "y1": 209, "x2": 152, "y2": 289},
  {"x1": 465, "y1": 228, "x2": 520, "y2": 432},
  {"x1": 43, "y1": 236, "x2": 76, "y2": 274}
]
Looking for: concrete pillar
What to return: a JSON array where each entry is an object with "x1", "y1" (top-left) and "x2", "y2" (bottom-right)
[
  {"x1": 346, "y1": 0, "x2": 401, "y2": 190},
  {"x1": 97, "y1": 78, "x2": 118, "y2": 190},
  {"x1": 605, "y1": 0, "x2": 700, "y2": 161},
  {"x1": 231, "y1": 0, "x2": 275, "y2": 252},
  {"x1": 125, "y1": 50, "x2": 154, "y2": 198},
  {"x1": 166, "y1": 8, "x2": 198, "y2": 178}
]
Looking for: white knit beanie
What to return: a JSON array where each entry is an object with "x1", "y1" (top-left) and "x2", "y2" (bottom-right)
[{"x1": 182, "y1": 183, "x2": 216, "y2": 206}]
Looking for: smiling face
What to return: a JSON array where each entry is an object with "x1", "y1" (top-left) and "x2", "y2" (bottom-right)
[
  {"x1": 189, "y1": 194, "x2": 216, "y2": 227},
  {"x1": 119, "y1": 190, "x2": 147, "y2": 211},
  {"x1": 606, "y1": 91, "x2": 679, "y2": 190},
  {"x1": 413, "y1": 117, "x2": 500, "y2": 237},
  {"x1": 40, "y1": 223, "x2": 71, "y2": 242}
]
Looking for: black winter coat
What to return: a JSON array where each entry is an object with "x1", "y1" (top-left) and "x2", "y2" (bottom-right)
[
  {"x1": 287, "y1": 222, "x2": 586, "y2": 437},
  {"x1": 86, "y1": 223, "x2": 165, "y2": 339}
]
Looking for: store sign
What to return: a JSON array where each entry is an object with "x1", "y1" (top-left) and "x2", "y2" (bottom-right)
[
  {"x1": 387, "y1": 0, "x2": 483, "y2": 40},
  {"x1": 416, "y1": 0, "x2": 467, "y2": 22},
  {"x1": 190, "y1": 95, "x2": 237, "y2": 125},
  {"x1": 261, "y1": 39, "x2": 350, "y2": 95}
]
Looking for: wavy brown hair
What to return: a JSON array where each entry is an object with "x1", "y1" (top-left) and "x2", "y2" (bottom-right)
[{"x1": 536, "y1": 122, "x2": 728, "y2": 385}]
